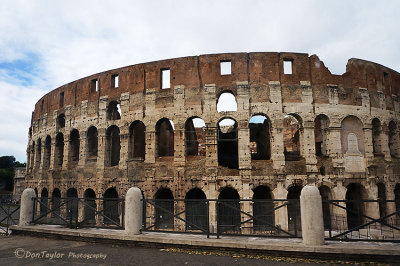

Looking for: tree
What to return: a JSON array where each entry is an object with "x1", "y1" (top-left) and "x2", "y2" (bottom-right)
[{"x1": 0, "y1": 156, "x2": 17, "y2": 191}]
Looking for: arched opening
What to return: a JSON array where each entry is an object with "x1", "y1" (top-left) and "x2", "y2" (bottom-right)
[
  {"x1": 287, "y1": 185, "x2": 302, "y2": 232},
  {"x1": 185, "y1": 188, "x2": 207, "y2": 231},
  {"x1": 314, "y1": 114, "x2": 330, "y2": 157},
  {"x1": 103, "y1": 188, "x2": 119, "y2": 225},
  {"x1": 56, "y1": 114, "x2": 65, "y2": 129},
  {"x1": 55, "y1": 133, "x2": 64, "y2": 167},
  {"x1": 40, "y1": 188, "x2": 48, "y2": 216},
  {"x1": 218, "y1": 118, "x2": 238, "y2": 169},
  {"x1": 106, "y1": 126, "x2": 120, "y2": 166},
  {"x1": 106, "y1": 101, "x2": 121, "y2": 120},
  {"x1": 389, "y1": 121, "x2": 399, "y2": 158},
  {"x1": 319, "y1": 185, "x2": 332, "y2": 230},
  {"x1": 249, "y1": 115, "x2": 271, "y2": 160},
  {"x1": 84, "y1": 188, "x2": 96, "y2": 224},
  {"x1": 154, "y1": 188, "x2": 174, "y2": 229},
  {"x1": 377, "y1": 183, "x2": 387, "y2": 218},
  {"x1": 35, "y1": 138, "x2": 41, "y2": 169},
  {"x1": 341, "y1": 116, "x2": 364, "y2": 155},
  {"x1": 252, "y1": 186, "x2": 274, "y2": 231},
  {"x1": 156, "y1": 118, "x2": 174, "y2": 157},
  {"x1": 395, "y1": 184, "x2": 400, "y2": 223},
  {"x1": 128, "y1": 121, "x2": 146, "y2": 160},
  {"x1": 217, "y1": 91, "x2": 237, "y2": 112},
  {"x1": 346, "y1": 183, "x2": 368, "y2": 228},
  {"x1": 43, "y1": 136, "x2": 51, "y2": 169},
  {"x1": 283, "y1": 114, "x2": 302, "y2": 161},
  {"x1": 69, "y1": 129, "x2": 80, "y2": 162},
  {"x1": 185, "y1": 117, "x2": 206, "y2": 156},
  {"x1": 66, "y1": 188, "x2": 78, "y2": 222},
  {"x1": 218, "y1": 187, "x2": 240, "y2": 232},
  {"x1": 86, "y1": 126, "x2": 98, "y2": 158},
  {"x1": 372, "y1": 118, "x2": 383, "y2": 156},
  {"x1": 52, "y1": 188, "x2": 61, "y2": 217}
]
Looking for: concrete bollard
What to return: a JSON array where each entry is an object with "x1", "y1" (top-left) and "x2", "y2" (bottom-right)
[
  {"x1": 19, "y1": 188, "x2": 36, "y2": 226},
  {"x1": 125, "y1": 187, "x2": 143, "y2": 235},
  {"x1": 300, "y1": 185, "x2": 325, "y2": 245}
]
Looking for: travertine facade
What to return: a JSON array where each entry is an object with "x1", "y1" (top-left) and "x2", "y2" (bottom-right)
[{"x1": 25, "y1": 52, "x2": 400, "y2": 229}]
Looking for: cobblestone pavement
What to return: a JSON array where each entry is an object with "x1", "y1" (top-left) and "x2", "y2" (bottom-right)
[{"x1": 0, "y1": 235, "x2": 353, "y2": 266}]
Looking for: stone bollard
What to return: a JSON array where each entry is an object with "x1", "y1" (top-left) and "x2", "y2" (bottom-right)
[
  {"x1": 300, "y1": 185, "x2": 325, "y2": 245},
  {"x1": 19, "y1": 188, "x2": 36, "y2": 226},
  {"x1": 125, "y1": 187, "x2": 143, "y2": 235}
]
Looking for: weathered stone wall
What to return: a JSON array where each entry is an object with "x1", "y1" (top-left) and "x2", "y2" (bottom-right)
[{"x1": 25, "y1": 52, "x2": 400, "y2": 223}]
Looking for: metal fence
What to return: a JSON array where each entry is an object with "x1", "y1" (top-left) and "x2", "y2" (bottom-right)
[
  {"x1": 142, "y1": 198, "x2": 302, "y2": 238},
  {"x1": 323, "y1": 199, "x2": 400, "y2": 242},
  {"x1": 32, "y1": 197, "x2": 124, "y2": 229},
  {"x1": 0, "y1": 198, "x2": 20, "y2": 235}
]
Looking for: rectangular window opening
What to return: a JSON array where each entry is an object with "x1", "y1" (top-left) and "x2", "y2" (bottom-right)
[
  {"x1": 161, "y1": 69, "x2": 170, "y2": 89},
  {"x1": 112, "y1": 74, "x2": 119, "y2": 88},
  {"x1": 59, "y1": 92, "x2": 64, "y2": 108},
  {"x1": 40, "y1": 100, "x2": 44, "y2": 112},
  {"x1": 91, "y1": 79, "x2": 99, "y2": 93},
  {"x1": 283, "y1": 60, "x2": 293, "y2": 75},
  {"x1": 220, "y1": 60, "x2": 231, "y2": 75}
]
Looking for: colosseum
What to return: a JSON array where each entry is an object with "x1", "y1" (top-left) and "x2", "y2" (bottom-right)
[{"x1": 25, "y1": 52, "x2": 400, "y2": 234}]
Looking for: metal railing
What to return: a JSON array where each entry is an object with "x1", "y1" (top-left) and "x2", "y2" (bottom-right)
[
  {"x1": 323, "y1": 199, "x2": 400, "y2": 242},
  {"x1": 142, "y1": 198, "x2": 301, "y2": 238},
  {"x1": 0, "y1": 199, "x2": 20, "y2": 235},
  {"x1": 32, "y1": 197, "x2": 124, "y2": 229}
]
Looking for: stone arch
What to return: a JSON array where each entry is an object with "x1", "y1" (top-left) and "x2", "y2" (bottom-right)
[
  {"x1": 106, "y1": 101, "x2": 121, "y2": 120},
  {"x1": 185, "y1": 117, "x2": 206, "y2": 156},
  {"x1": 314, "y1": 114, "x2": 330, "y2": 157},
  {"x1": 217, "y1": 91, "x2": 237, "y2": 112},
  {"x1": 389, "y1": 120, "x2": 400, "y2": 158},
  {"x1": 185, "y1": 188, "x2": 207, "y2": 231},
  {"x1": 52, "y1": 188, "x2": 61, "y2": 217},
  {"x1": 252, "y1": 185, "x2": 274, "y2": 231},
  {"x1": 377, "y1": 182, "x2": 387, "y2": 218},
  {"x1": 43, "y1": 135, "x2": 51, "y2": 169},
  {"x1": 54, "y1": 133, "x2": 64, "y2": 167},
  {"x1": 86, "y1": 126, "x2": 98, "y2": 158},
  {"x1": 372, "y1": 118, "x2": 383, "y2": 156},
  {"x1": 66, "y1": 188, "x2": 78, "y2": 221},
  {"x1": 218, "y1": 187, "x2": 240, "y2": 232},
  {"x1": 218, "y1": 117, "x2": 238, "y2": 169},
  {"x1": 129, "y1": 120, "x2": 146, "y2": 160},
  {"x1": 40, "y1": 187, "x2": 48, "y2": 216},
  {"x1": 318, "y1": 185, "x2": 332, "y2": 230},
  {"x1": 103, "y1": 187, "x2": 119, "y2": 225},
  {"x1": 154, "y1": 187, "x2": 174, "y2": 229},
  {"x1": 84, "y1": 188, "x2": 96, "y2": 223},
  {"x1": 69, "y1": 129, "x2": 80, "y2": 162},
  {"x1": 345, "y1": 183, "x2": 368, "y2": 228},
  {"x1": 341, "y1": 115, "x2": 364, "y2": 154},
  {"x1": 106, "y1": 125, "x2": 120, "y2": 166},
  {"x1": 155, "y1": 118, "x2": 174, "y2": 157},
  {"x1": 35, "y1": 138, "x2": 41, "y2": 169},
  {"x1": 56, "y1": 113, "x2": 65, "y2": 129},
  {"x1": 283, "y1": 114, "x2": 302, "y2": 161},
  {"x1": 249, "y1": 114, "x2": 271, "y2": 160},
  {"x1": 287, "y1": 185, "x2": 302, "y2": 232}
]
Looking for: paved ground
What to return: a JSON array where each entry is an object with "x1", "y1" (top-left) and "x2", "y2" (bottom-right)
[{"x1": 0, "y1": 235, "x2": 360, "y2": 266}]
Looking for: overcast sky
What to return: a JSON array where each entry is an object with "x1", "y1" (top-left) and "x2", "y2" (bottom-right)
[{"x1": 0, "y1": 0, "x2": 399, "y2": 162}]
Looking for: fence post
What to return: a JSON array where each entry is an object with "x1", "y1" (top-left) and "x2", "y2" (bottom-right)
[
  {"x1": 19, "y1": 188, "x2": 36, "y2": 226},
  {"x1": 125, "y1": 187, "x2": 143, "y2": 235},
  {"x1": 300, "y1": 185, "x2": 325, "y2": 245}
]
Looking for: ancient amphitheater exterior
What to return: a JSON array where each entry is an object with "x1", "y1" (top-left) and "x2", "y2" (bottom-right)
[{"x1": 25, "y1": 52, "x2": 400, "y2": 231}]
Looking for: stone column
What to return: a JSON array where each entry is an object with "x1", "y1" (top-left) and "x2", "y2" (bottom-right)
[
  {"x1": 238, "y1": 120, "x2": 251, "y2": 170},
  {"x1": 125, "y1": 187, "x2": 143, "y2": 235},
  {"x1": 96, "y1": 128, "x2": 106, "y2": 170},
  {"x1": 19, "y1": 188, "x2": 36, "y2": 226},
  {"x1": 302, "y1": 121, "x2": 318, "y2": 173},
  {"x1": 269, "y1": 81, "x2": 285, "y2": 172},
  {"x1": 300, "y1": 185, "x2": 325, "y2": 245},
  {"x1": 381, "y1": 124, "x2": 392, "y2": 161},
  {"x1": 272, "y1": 181, "x2": 288, "y2": 230},
  {"x1": 78, "y1": 134, "x2": 86, "y2": 168},
  {"x1": 144, "y1": 129, "x2": 156, "y2": 164},
  {"x1": 119, "y1": 125, "x2": 129, "y2": 169},
  {"x1": 62, "y1": 132, "x2": 70, "y2": 170},
  {"x1": 332, "y1": 182, "x2": 347, "y2": 230}
]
